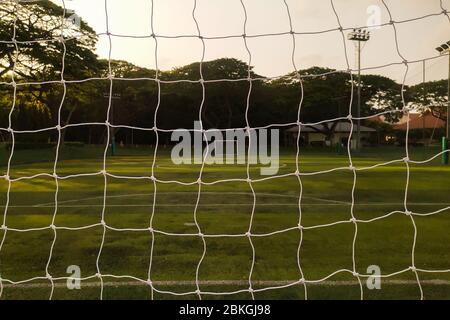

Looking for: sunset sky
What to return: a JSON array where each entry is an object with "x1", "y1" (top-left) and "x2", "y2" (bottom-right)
[{"x1": 58, "y1": 0, "x2": 450, "y2": 85}]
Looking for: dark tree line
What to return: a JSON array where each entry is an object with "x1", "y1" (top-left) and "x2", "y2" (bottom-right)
[{"x1": 0, "y1": 0, "x2": 448, "y2": 146}]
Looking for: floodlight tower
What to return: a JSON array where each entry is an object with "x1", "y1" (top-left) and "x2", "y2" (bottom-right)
[
  {"x1": 435, "y1": 40, "x2": 450, "y2": 164},
  {"x1": 348, "y1": 28, "x2": 371, "y2": 151}
]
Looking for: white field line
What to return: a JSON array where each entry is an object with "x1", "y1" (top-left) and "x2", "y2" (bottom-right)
[
  {"x1": 3, "y1": 279, "x2": 450, "y2": 289},
  {"x1": 155, "y1": 163, "x2": 289, "y2": 170},
  {"x1": 6, "y1": 192, "x2": 449, "y2": 209},
  {"x1": 19, "y1": 192, "x2": 349, "y2": 208},
  {"x1": 4, "y1": 203, "x2": 450, "y2": 208}
]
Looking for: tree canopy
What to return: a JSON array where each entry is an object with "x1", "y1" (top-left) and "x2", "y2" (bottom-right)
[
  {"x1": 0, "y1": 0, "x2": 446, "y2": 145},
  {"x1": 408, "y1": 79, "x2": 448, "y2": 121}
]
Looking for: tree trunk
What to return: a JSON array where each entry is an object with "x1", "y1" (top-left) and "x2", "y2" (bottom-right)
[
  {"x1": 88, "y1": 126, "x2": 92, "y2": 145},
  {"x1": 60, "y1": 105, "x2": 76, "y2": 145},
  {"x1": 225, "y1": 99, "x2": 233, "y2": 128}
]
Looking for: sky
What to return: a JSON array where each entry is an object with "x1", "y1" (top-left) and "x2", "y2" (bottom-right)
[{"x1": 57, "y1": 0, "x2": 450, "y2": 85}]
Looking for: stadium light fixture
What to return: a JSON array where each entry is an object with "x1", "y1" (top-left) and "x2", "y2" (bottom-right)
[
  {"x1": 348, "y1": 28, "x2": 371, "y2": 151},
  {"x1": 348, "y1": 28, "x2": 371, "y2": 42}
]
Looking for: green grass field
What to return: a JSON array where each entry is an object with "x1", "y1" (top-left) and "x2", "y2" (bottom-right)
[{"x1": 0, "y1": 144, "x2": 450, "y2": 300}]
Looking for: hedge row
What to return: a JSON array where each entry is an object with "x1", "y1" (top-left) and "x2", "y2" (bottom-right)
[{"x1": 3, "y1": 141, "x2": 84, "y2": 151}]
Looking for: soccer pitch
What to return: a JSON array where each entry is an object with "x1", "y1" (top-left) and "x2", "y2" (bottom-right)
[{"x1": 0, "y1": 145, "x2": 449, "y2": 300}]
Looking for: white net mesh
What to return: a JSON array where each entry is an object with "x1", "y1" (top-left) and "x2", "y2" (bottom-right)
[{"x1": 0, "y1": 0, "x2": 449, "y2": 300}]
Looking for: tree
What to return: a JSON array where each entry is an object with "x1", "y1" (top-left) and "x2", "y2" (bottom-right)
[
  {"x1": 362, "y1": 74, "x2": 404, "y2": 123},
  {"x1": 0, "y1": 0, "x2": 98, "y2": 80},
  {"x1": 267, "y1": 67, "x2": 403, "y2": 139},
  {"x1": 0, "y1": 0, "x2": 415, "y2": 147},
  {"x1": 161, "y1": 58, "x2": 262, "y2": 129},
  {"x1": 408, "y1": 79, "x2": 448, "y2": 121},
  {"x1": 0, "y1": 0, "x2": 102, "y2": 143}
]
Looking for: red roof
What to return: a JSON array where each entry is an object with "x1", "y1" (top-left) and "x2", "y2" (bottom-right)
[
  {"x1": 393, "y1": 112, "x2": 445, "y2": 131},
  {"x1": 367, "y1": 115, "x2": 386, "y2": 123}
]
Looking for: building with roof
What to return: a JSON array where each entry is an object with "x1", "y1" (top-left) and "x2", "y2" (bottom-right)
[
  {"x1": 392, "y1": 112, "x2": 445, "y2": 131},
  {"x1": 285, "y1": 121, "x2": 377, "y2": 148},
  {"x1": 389, "y1": 111, "x2": 446, "y2": 146}
]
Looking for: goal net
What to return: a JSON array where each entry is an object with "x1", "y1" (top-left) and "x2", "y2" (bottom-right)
[{"x1": 0, "y1": 0, "x2": 449, "y2": 300}]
